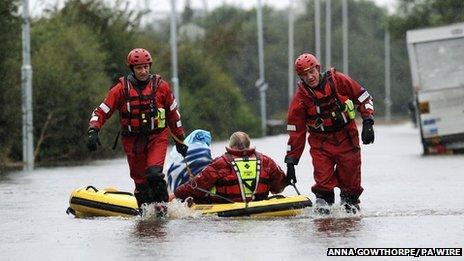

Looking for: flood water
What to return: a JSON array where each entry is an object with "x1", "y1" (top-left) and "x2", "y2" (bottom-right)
[{"x1": 1, "y1": 123, "x2": 463, "y2": 260}]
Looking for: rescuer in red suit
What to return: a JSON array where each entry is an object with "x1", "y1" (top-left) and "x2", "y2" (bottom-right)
[
  {"x1": 174, "y1": 132, "x2": 287, "y2": 204},
  {"x1": 285, "y1": 53, "x2": 375, "y2": 214},
  {"x1": 86, "y1": 48, "x2": 188, "y2": 207}
]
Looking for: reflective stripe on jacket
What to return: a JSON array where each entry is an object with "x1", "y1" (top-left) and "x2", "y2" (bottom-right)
[
  {"x1": 119, "y1": 75, "x2": 165, "y2": 133},
  {"x1": 88, "y1": 74, "x2": 184, "y2": 138}
]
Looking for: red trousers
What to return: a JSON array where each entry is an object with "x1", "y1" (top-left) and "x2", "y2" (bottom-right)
[
  {"x1": 121, "y1": 129, "x2": 169, "y2": 185},
  {"x1": 308, "y1": 121, "x2": 363, "y2": 198}
]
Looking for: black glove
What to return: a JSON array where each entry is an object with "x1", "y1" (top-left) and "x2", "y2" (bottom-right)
[
  {"x1": 286, "y1": 163, "x2": 297, "y2": 185},
  {"x1": 361, "y1": 119, "x2": 375, "y2": 144},
  {"x1": 176, "y1": 142, "x2": 189, "y2": 157},
  {"x1": 86, "y1": 128, "x2": 101, "y2": 151}
]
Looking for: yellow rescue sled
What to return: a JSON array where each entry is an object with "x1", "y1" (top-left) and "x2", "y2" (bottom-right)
[
  {"x1": 66, "y1": 186, "x2": 312, "y2": 218},
  {"x1": 195, "y1": 195, "x2": 312, "y2": 217},
  {"x1": 66, "y1": 186, "x2": 139, "y2": 218}
]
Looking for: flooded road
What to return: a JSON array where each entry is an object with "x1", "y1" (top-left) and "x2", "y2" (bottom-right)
[{"x1": 1, "y1": 123, "x2": 463, "y2": 260}]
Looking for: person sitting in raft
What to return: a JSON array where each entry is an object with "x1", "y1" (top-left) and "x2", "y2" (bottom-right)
[
  {"x1": 173, "y1": 131, "x2": 288, "y2": 203},
  {"x1": 166, "y1": 129, "x2": 213, "y2": 193}
]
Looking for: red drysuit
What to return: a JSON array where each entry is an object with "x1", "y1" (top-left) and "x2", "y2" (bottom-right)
[{"x1": 285, "y1": 68, "x2": 374, "y2": 203}]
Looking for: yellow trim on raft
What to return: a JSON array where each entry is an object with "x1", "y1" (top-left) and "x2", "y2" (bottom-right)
[
  {"x1": 194, "y1": 195, "x2": 312, "y2": 217},
  {"x1": 68, "y1": 186, "x2": 138, "y2": 218}
]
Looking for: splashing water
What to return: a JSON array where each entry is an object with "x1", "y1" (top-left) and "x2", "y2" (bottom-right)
[{"x1": 138, "y1": 200, "x2": 201, "y2": 220}]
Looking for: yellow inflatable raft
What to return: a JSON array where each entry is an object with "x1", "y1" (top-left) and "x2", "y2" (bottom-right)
[
  {"x1": 67, "y1": 186, "x2": 139, "y2": 218},
  {"x1": 67, "y1": 186, "x2": 312, "y2": 218},
  {"x1": 196, "y1": 195, "x2": 312, "y2": 217}
]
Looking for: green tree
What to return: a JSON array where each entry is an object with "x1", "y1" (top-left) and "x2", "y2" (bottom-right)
[
  {"x1": 0, "y1": 0, "x2": 22, "y2": 167},
  {"x1": 58, "y1": 0, "x2": 145, "y2": 81},
  {"x1": 389, "y1": 0, "x2": 464, "y2": 39},
  {"x1": 29, "y1": 15, "x2": 111, "y2": 162},
  {"x1": 196, "y1": 1, "x2": 414, "y2": 121},
  {"x1": 176, "y1": 46, "x2": 260, "y2": 140}
]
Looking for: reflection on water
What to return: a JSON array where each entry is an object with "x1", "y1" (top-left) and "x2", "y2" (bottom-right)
[
  {"x1": 313, "y1": 217, "x2": 363, "y2": 236},
  {"x1": 133, "y1": 219, "x2": 168, "y2": 239}
]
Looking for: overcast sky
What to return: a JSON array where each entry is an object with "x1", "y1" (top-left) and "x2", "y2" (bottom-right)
[{"x1": 29, "y1": 0, "x2": 398, "y2": 18}]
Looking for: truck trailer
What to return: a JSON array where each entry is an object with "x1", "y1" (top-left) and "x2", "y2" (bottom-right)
[{"x1": 407, "y1": 23, "x2": 464, "y2": 154}]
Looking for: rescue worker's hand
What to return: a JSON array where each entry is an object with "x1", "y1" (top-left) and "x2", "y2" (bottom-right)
[
  {"x1": 361, "y1": 119, "x2": 375, "y2": 144},
  {"x1": 286, "y1": 163, "x2": 297, "y2": 185},
  {"x1": 176, "y1": 142, "x2": 189, "y2": 157},
  {"x1": 86, "y1": 128, "x2": 101, "y2": 151}
]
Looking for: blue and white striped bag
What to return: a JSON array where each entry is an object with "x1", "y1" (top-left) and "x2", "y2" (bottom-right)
[{"x1": 166, "y1": 130, "x2": 212, "y2": 192}]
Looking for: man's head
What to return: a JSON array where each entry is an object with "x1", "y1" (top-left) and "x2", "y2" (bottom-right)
[
  {"x1": 294, "y1": 53, "x2": 321, "y2": 88},
  {"x1": 126, "y1": 48, "x2": 152, "y2": 81},
  {"x1": 228, "y1": 131, "x2": 251, "y2": 150}
]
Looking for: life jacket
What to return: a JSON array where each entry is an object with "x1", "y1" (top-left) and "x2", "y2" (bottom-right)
[
  {"x1": 119, "y1": 74, "x2": 166, "y2": 134},
  {"x1": 214, "y1": 152, "x2": 271, "y2": 202},
  {"x1": 302, "y1": 69, "x2": 355, "y2": 133}
]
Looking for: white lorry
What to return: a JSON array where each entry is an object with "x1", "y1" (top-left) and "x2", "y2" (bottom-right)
[{"x1": 407, "y1": 22, "x2": 464, "y2": 154}]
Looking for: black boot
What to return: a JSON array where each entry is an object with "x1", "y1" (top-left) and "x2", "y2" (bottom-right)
[
  {"x1": 134, "y1": 183, "x2": 155, "y2": 208},
  {"x1": 340, "y1": 194, "x2": 360, "y2": 214},
  {"x1": 313, "y1": 190, "x2": 335, "y2": 215},
  {"x1": 146, "y1": 166, "x2": 169, "y2": 203},
  {"x1": 314, "y1": 198, "x2": 331, "y2": 215}
]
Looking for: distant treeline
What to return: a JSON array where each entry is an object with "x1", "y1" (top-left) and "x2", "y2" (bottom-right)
[{"x1": 1, "y1": 0, "x2": 462, "y2": 167}]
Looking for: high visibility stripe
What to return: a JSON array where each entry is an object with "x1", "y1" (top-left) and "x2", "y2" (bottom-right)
[
  {"x1": 287, "y1": 125, "x2": 296, "y2": 131},
  {"x1": 176, "y1": 120, "x2": 182, "y2": 127},
  {"x1": 358, "y1": 91, "x2": 370, "y2": 103},
  {"x1": 365, "y1": 103, "x2": 374, "y2": 110},
  {"x1": 170, "y1": 100, "x2": 177, "y2": 111},
  {"x1": 90, "y1": 116, "x2": 98, "y2": 122},
  {"x1": 99, "y1": 103, "x2": 111, "y2": 114},
  {"x1": 287, "y1": 145, "x2": 291, "y2": 152},
  {"x1": 231, "y1": 157, "x2": 261, "y2": 202}
]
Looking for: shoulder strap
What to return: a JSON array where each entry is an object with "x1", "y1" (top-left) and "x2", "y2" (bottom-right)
[
  {"x1": 325, "y1": 69, "x2": 344, "y2": 109},
  {"x1": 149, "y1": 75, "x2": 160, "y2": 110},
  {"x1": 325, "y1": 70, "x2": 337, "y2": 94},
  {"x1": 122, "y1": 77, "x2": 132, "y2": 131}
]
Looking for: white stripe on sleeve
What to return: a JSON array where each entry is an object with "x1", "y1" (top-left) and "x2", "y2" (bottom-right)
[
  {"x1": 170, "y1": 99, "x2": 177, "y2": 111},
  {"x1": 358, "y1": 91, "x2": 370, "y2": 103},
  {"x1": 287, "y1": 125, "x2": 296, "y2": 131},
  {"x1": 365, "y1": 103, "x2": 374, "y2": 110},
  {"x1": 99, "y1": 103, "x2": 111, "y2": 114}
]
